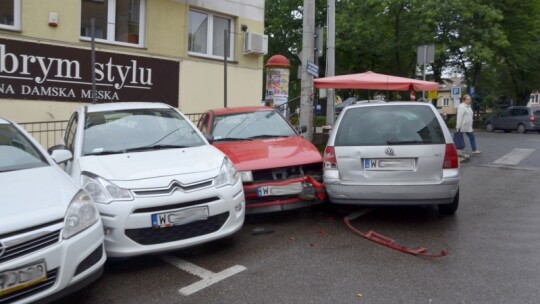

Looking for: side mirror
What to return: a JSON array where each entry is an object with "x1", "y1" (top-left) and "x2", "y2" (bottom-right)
[
  {"x1": 48, "y1": 144, "x2": 67, "y2": 155},
  {"x1": 203, "y1": 133, "x2": 214, "y2": 144},
  {"x1": 297, "y1": 125, "x2": 308, "y2": 134},
  {"x1": 51, "y1": 149, "x2": 73, "y2": 164}
]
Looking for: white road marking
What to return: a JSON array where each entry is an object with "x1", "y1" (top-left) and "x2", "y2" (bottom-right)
[
  {"x1": 492, "y1": 148, "x2": 535, "y2": 166},
  {"x1": 160, "y1": 254, "x2": 246, "y2": 296}
]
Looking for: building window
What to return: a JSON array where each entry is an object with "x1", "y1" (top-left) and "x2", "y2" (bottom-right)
[
  {"x1": 443, "y1": 98, "x2": 449, "y2": 106},
  {"x1": 80, "y1": 0, "x2": 146, "y2": 47},
  {"x1": 189, "y1": 10, "x2": 235, "y2": 60},
  {"x1": 0, "y1": 0, "x2": 21, "y2": 31}
]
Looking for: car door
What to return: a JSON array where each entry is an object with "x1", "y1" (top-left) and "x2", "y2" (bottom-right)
[
  {"x1": 62, "y1": 112, "x2": 78, "y2": 174},
  {"x1": 494, "y1": 109, "x2": 512, "y2": 129}
]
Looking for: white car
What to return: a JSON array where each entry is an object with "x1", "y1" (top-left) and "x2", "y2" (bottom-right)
[
  {"x1": 50, "y1": 102, "x2": 245, "y2": 258},
  {"x1": 0, "y1": 117, "x2": 105, "y2": 304}
]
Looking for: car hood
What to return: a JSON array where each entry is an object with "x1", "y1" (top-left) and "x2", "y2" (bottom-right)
[
  {"x1": 78, "y1": 145, "x2": 224, "y2": 183},
  {"x1": 214, "y1": 136, "x2": 323, "y2": 171},
  {"x1": 0, "y1": 166, "x2": 77, "y2": 234}
]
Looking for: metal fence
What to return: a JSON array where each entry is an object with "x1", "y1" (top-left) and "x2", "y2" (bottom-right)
[
  {"x1": 19, "y1": 113, "x2": 205, "y2": 149},
  {"x1": 19, "y1": 120, "x2": 69, "y2": 149}
]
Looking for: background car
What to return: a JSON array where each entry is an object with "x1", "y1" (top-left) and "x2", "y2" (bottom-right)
[
  {"x1": 197, "y1": 106, "x2": 326, "y2": 213},
  {"x1": 0, "y1": 117, "x2": 105, "y2": 304},
  {"x1": 323, "y1": 102, "x2": 460, "y2": 215},
  {"x1": 485, "y1": 106, "x2": 540, "y2": 133},
  {"x1": 49, "y1": 102, "x2": 245, "y2": 258}
]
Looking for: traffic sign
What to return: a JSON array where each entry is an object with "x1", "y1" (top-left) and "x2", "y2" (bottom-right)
[
  {"x1": 306, "y1": 61, "x2": 319, "y2": 77},
  {"x1": 451, "y1": 86, "x2": 461, "y2": 99}
]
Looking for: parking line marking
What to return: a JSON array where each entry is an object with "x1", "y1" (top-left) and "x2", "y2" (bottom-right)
[
  {"x1": 492, "y1": 148, "x2": 535, "y2": 166},
  {"x1": 160, "y1": 254, "x2": 246, "y2": 296}
]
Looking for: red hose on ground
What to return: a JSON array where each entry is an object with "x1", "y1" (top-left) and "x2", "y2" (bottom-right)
[{"x1": 344, "y1": 210, "x2": 448, "y2": 258}]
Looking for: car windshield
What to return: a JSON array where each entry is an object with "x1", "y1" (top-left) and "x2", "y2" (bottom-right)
[
  {"x1": 212, "y1": 110, "x2": 297, "y2": 141},
  {"x1": 83, "y1": 108, "x2": 205, "y2": 156},
  {"x1": 335, "y1": 105, "x2": 445, "y2": 146},
  {"x1": 0, "y1": 123, "x2": 48, "y2": 172}
]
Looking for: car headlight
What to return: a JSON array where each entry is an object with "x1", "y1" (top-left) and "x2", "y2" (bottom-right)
[
  {"x1": 81, "y1": 174, "x2": 133, "y2": 204},
  {"x1": 63, "y1": 190, "x2": 99, "y2": 239},
  {"x1": 215, "y1": 157, "x2": 240, "y2": 188}
]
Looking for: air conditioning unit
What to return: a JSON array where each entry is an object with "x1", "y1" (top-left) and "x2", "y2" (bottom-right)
[{"x1": 243, "y1": 32, "x2": 268, "y2": 55}]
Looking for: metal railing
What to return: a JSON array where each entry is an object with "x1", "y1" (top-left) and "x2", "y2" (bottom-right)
[
  {"x1": 19, "y1": 113, "x2": 205, "y2": 149},
  {"x1": 19, "y1": 120, "x2": 69, "y2": 149}
]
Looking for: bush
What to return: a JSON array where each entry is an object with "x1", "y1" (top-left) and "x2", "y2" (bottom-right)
[{"x1": 446, "y1": 116, "x2": 456, "y2": 129}]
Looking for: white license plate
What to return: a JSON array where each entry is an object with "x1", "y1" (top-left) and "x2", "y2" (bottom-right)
[
  {"x1": 258, "y1": 183, "x2": 303, "y2": 197},
  {"x1": 0, "y1": 261, "x2": 47, "y2": 297},
  {"x1": 151, "y1": 206, "x2": 209, "y2": 228},
  {"x1": 364, "y1": 158, "x2": 415, "y2": 171}
]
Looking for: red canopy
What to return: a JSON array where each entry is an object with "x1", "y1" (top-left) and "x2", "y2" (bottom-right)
[{"x1": 313, "y1": 71, "x2": 439, "y2": 91}]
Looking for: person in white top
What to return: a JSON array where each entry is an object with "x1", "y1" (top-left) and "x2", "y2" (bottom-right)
[{"x1": 456, "y1": 94, "x2": 481, "y2": 154}]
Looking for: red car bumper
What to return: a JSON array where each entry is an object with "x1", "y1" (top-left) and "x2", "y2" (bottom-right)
[{"x1": 242, "y1": 176, "x2": 326, "y2": 213}]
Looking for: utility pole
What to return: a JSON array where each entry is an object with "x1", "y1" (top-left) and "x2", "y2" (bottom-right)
[
  {"x1": 300, "y1": 0, "x2": 315, "y2": 140},
  {"x1": 326, "y1": 0, "x2": 335, "y2": 125}
]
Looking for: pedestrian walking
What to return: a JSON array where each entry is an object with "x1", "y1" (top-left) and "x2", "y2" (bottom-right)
[{"x1": 456, "y1": 94, "x2": 481, "y2": 155}]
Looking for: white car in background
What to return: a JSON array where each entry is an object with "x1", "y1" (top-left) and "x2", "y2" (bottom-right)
[
  {"x1": 0, "y1": 117, "x2": 105, "y2": 304},
  {"x1": 50, "y1": 102, "x2": 245, "y2": 258}
]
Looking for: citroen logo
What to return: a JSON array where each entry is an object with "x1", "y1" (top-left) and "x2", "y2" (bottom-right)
[
  {"x1": 385, "y1": 147, "x2": 394, "y2": 156},
  {"x1": 0, "y1": 240, "x2": 5, "y2": 258}
]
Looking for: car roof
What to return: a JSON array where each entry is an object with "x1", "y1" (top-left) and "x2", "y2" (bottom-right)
[
  {"x1": 210, "y1": 106, "x2": 274, "y2": 115},
  {"x1": 84, "y1": 102, "x2": 173, "y2": 113},
  {"x1": 345, "y1": 101, "x2": 434, "y2": 109}
]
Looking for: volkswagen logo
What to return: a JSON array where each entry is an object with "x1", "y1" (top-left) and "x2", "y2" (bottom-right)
[
  {"x1": 0, "y1": 240, "x2": 5, "y2": 258},
  {"x1": 385, "y1": 147, "x2": 394, "y2": 156}
]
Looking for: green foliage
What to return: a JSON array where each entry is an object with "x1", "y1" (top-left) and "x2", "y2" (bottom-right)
[{"x1": 446, "y1": 116, "x2": 456, "y2": 129}]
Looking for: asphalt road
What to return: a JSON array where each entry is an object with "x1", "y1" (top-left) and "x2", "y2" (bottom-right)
[{"x1": 56, "y1": 131, "x2": 540, "y2": 304}]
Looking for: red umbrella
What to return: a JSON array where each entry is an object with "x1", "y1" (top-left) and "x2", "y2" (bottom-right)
[{"x1": 313, "y1": 71, "x2": 439, "y2": 91}]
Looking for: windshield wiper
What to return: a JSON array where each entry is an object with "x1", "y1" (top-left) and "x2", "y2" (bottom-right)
[
  {"x1": 124, "y1": 144, "x2": 189, "y2": 152},
  {"x1": 386, "y1": 140, "x2": 433, "y2": 145},
  {"x1": 213, "y1": 137, "x2": 252, "y2": 142},
  {"x1": 246, "y1": 135, "x2": 289, "y2": 139},
  {"x1": 85, "y1": 150, "x2": 126, "y2": 156}
]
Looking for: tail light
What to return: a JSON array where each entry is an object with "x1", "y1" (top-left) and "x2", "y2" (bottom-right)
[
  {"x1": 530, "y1": 115, "x2": 535, "y2": 122},
  {"x1": 443, "y1": 144, "x2": 459, "y2": 169},
  {"x1": 323, "y1": 146, "x2": 338, "y2": 169}
]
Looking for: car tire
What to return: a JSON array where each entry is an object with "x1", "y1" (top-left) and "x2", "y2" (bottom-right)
[
  {"x1": 439, "y1": 190, "x2": 459, "y2": 216},
  {"x1": 517, "y1": 124, "x2": 527, "y2": 134},
  {"x1": 486, "y1": 123, "x2": 495, "y2": 132}
]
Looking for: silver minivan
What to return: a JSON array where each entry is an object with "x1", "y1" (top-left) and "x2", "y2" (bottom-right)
[{"x1": 323, "y1": 102, "x2": 460, "y2": 215}]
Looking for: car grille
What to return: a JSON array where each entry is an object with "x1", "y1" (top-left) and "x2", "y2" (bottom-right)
[
  {"x1": 125, "y1": 212, "x2": 230, "y2": 245},
  {"x1": 251, "y1": 163, "x2": 322, "y2": 183},
  {"x1": 133, "y1": 180, "x2": 213, "y2": 196},
  {"x1": 0, "y1": 222, "x2": 63, "y2": 264},
  {"x1": 0, "y1": 268, "x2": 58, "y2": 304},
  {"x1": 133, "y1": 197, "x2": 220, "y2": 214},
  {"x1": 74, "y1": 244, "x2": 104, "y2": 276}
]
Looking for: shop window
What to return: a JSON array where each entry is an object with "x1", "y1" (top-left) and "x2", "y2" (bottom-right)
[
  {"x1": 81, "y1": 0, "x2": 145, "y2": 47},
  {"x1": 189, "y1": 10, "x2": 235, "y2": 60},
  {"x1": 0, "y1": 0, "x2": 21, "y2": 31}
]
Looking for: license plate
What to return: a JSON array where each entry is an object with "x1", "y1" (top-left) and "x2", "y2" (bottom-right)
[
  {"x1": 364, "y1": 158, "x2": 415, "y2": 171},
  {"x1": 258, "y1": 183, "x2": 303, "y2": 197},
  {"x1": 0, "y1": 261, "x2": 47, "y2": 297},
  {"x1": 151, "y1": 206, "x2": 209, "y2": 228}
]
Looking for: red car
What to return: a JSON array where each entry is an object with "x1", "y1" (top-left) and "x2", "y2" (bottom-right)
[{"x1": 197, "y1": 106, "x2": 326, "y2": 213}]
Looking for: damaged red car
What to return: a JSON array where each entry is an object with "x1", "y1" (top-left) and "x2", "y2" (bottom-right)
[{"x1": 197, "y1": 106, "x2": 326, "y2": 213}]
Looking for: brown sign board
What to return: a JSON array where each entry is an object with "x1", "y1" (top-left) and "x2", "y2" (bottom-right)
[{"x1": 0, "y1": 38, "x2": 179, "y2": 106}]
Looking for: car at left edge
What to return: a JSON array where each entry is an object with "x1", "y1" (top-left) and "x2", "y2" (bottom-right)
[{"x1": 0, "y1": 117, "x2": 105, "y2": 304}]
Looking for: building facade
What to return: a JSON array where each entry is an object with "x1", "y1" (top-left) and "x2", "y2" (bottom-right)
[{"x1": 0, "y1": 0, "x2": 266, "y2": 122}]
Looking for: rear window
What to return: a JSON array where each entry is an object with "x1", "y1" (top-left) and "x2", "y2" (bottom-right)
[{"x1": 335, "y1": 105, "x2": 445, "y2": 146}]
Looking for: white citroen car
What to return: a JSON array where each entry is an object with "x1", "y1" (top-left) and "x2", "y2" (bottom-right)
[
  {"x1": 50, "y1": 102, "x2": 245, "y2": 258},
  {"x1": 0, "y1": 117, "x2": 105, "y2": 304}
]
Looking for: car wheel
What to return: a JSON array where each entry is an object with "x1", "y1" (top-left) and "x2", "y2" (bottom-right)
[
  {"x1": 486, "y1": 123, "x2": 495, "y2": 132},
  {"x1": 517, "y1": 124, "x2": 527, "y2": 134},
  {"x1": 439, "y1": 190, "x2": 459, "y2": 216}
]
